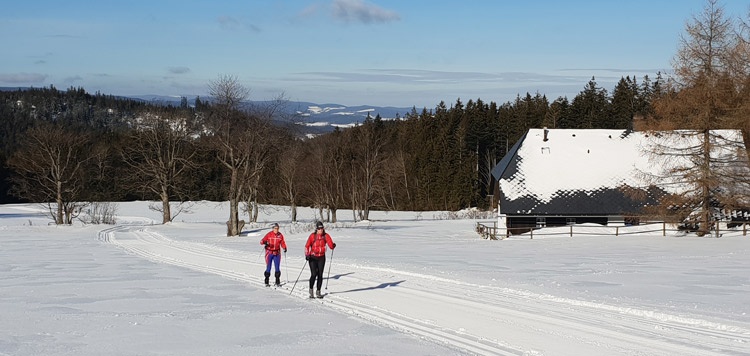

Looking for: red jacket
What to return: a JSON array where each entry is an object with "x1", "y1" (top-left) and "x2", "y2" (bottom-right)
[
  {"x1": 305, "y1": 231, "x2": 334, "y2": 257},
  {"x1": 260, "y1": 231, "x2": 287, "y2": 255}
]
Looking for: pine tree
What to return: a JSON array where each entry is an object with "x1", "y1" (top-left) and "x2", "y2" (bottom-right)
[
  {"x1": 609, "y1": 76, "x2": 638, "y2": 129},
  {"x1": 569, "y1": 77, "x2": 609, "y2": 129}
]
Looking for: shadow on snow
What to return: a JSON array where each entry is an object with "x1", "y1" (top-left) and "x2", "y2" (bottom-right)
[{"x1": 329, "y1": 279, "x2": 405, "y2": 294}]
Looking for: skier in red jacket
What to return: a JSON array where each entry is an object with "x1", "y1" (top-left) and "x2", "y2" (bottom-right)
[
  {"x1": 305, "y1": 221, "x2": 336, "y2": 298},
  {"x1": 260, "y1": 223, "x2": 287, "y2": 287}
]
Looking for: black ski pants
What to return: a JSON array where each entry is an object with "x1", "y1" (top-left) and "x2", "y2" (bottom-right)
[{"x1": 308, "y1": 256, "x2": 326, "y2": 290}]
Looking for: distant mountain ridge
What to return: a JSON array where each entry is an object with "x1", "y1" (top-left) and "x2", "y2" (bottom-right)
[
  {"x1": 132, "y1": 94, "x2": 415, "y2": 131},
  {"x1": 0, "y1": 88, "x2": 415, "y2": 133}
]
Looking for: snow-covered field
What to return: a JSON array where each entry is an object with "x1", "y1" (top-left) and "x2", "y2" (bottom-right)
[{"x1": 1, "y1": 201, "x2": 749, "y2": 355}]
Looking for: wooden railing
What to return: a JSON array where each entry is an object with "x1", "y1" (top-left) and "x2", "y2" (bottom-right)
[
  {"x1": 475, "y1": 221, "x2": 749, "y2": 240},
  {"x1": 475, "y1": 221, "x2": 499, "y2": 240}
]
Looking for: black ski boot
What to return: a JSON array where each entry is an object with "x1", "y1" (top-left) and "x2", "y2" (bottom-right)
[
  {"x1": 308, "y1": 288, "x2": 314, "y2": 298},
  {"x1": 316, "y1": 289, "x2": 323, "y2": 299},
  {"x1": 264, "y1": 272, "x2": 271, "y2": 287},
  {"x1": 274, "y1": 271, "x2": 282, "y2": 287}
]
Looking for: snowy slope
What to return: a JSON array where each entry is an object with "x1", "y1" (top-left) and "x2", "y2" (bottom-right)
[{"x1": 1, "y1": 201, "x2": 749, "y2": 355}]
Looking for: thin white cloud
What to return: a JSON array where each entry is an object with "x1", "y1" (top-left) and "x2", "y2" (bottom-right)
[
  {"x1": 331, "y1": 0, "x2": 400, "y2": 24},
  {"x1": 0, "y1": 73, "x2": 48, "y2": 84},
  {"x1": 297, "y1": 3, "x2": 321, "y2": 19},
  {"x1": 291, "y1": 69, "x2": 593, "y2": 85},
  {"x1": 560, "y1": 67, "x2": 670, "y2": 74},
  {"x1": 63, "y1": 75, "x2": 83, "y2": 83},
  {"x1": 168, "y1": 67, "x2": 191, "y2": 75}
]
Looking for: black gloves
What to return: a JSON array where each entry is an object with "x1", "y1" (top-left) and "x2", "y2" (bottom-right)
[
  {"x1": 283, "y1": 248, "x2": 287, "y2": 253},
  {"x1": 305, "y1": 255, "x2": 310, "y2": 261},
  {"x1": 332, "y1": 243, "x2": 337, "y2": 249},
  {"x1": 264, "y1": 241, "x2": 269, "y2": 247}
]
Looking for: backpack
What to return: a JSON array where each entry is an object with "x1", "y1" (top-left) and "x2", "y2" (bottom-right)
[{"x1": 308, "y1": 232, "x2": 328, "y2": 257}]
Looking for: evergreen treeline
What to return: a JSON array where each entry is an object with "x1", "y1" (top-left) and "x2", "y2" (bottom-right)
[
  {"x1": 0, "y1": 75, "x2": 663, "y2": 214},
  {"x1": 2, "y1": 0, "x2": 748, "y2": 234}
]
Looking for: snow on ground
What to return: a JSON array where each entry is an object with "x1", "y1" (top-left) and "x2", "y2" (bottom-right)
[{"x1": 1, "y1": 201, "x2": 749, "y2": 355}]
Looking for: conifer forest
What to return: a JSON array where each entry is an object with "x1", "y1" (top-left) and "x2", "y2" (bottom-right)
[{"x1": 1, "y1": 0, "x2": 749, "y2": 230}]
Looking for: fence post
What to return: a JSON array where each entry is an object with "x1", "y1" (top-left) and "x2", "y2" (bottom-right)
[
  {"x1": 493, "y1": 221, "x2": 497, "y2": 240},
  {"x1": 715, "y1": 223, "x2": 720, "y2": 238},
  {"x1": 663, "y1": 222, "x2": 666, "y2": 237},
  {"x1": 616, "y1": 226, "x2": 619, "y2": 236},
  {"x1": 744, "y1": 223, "x2": 747, "y2": 236},
  {"x1": 570, "y1": 225, "x2": 573, "y2": 237}
]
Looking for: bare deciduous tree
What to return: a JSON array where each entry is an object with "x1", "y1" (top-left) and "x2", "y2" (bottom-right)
[
  {"x1": 205, "y1": 75, "x2": 251, "y2": 236},
  {"x1": 243, "y1": 121, "x2": 273, "y2": 223},
  {"x1": 306, "y1": 133, "x2": 335, "y2": 223},
  {"x1": 8, "y1": 124, "x2": 92, "y2": 224},
  {"x1": 243, "y1": 93, "x2": 289, "y2": 223},
  {"x1": 277, "y1": 141, "x2": 304, "y2": 222},
  {"x1": 736, "y1": 6, "x2": 750, "y2": 155},
  {"x1": 350, "y1": 117, "x2": 387, "y2": 221},
  {"x1": 647, "y1": 0, "x2": 750, "y2": 235},
  {"x1": 121, "y1": 109, "x2": 198, "y2": 224},
  {"x1": 204, "y1": 75, "x2": 286, "y2": 234}
]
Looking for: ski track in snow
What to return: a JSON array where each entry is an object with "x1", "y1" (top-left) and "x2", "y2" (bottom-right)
[{"x1": 98, "y1": 225, "x2": 750, "y2": 356}]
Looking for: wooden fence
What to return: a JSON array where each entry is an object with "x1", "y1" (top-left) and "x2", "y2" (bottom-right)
[{"x1": 475, "y1": 221, "x2": 749, "y2": 240}]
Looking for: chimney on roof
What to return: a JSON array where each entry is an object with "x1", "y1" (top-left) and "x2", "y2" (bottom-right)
[{"x1": 543, "y1": 127, "x2": 549, "y2": 142}]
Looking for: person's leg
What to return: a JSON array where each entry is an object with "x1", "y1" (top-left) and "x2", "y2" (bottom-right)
[
  {"x1": 316, "y1": 258, "x2": 326, "y2": 292},
  {"x1": 272, "y1": 254, "x2": 281, "y2": 272},
  {"x1": 272, "y1": 255, "x2": 282, "y2": 285},
  {"x1": 308, "y1": 258, "x2": 319, "y2": 298},
  {"x1": 308, "y1": 258, "x2": 317, "y2": 289},
  {"x1": 265, "y1": 252, "x2": 272, "y2": 273},
  {"x1": 264, "y1": 252, "x2": 272, "y2": 285}
]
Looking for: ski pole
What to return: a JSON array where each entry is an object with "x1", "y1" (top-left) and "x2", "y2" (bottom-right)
[
  {"x1": 289, "y1": 259, "x2": 308, "y2": 296},
  {"x1": 325, "y1": 249, "x2": 334, "y2": 290},
  {"x1": 284, "y1": 250, "x2": 289, "y2": 283}
]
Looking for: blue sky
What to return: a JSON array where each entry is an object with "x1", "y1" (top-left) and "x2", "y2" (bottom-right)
[{"x1": 2, "y1": 0, "x2": 749, "y2": 108}]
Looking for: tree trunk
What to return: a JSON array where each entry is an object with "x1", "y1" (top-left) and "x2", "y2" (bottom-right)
[
  {"x1": 228, "y1": 196, "x2": 239, "y2": 236},
  {"x1": 228, "y1": 169, "x2": 241, "y2": 236},
  {"x1": 699, "y1": 130, "x2": 712, "y2": 236},
  {"x1": 64, "y1": 204, "x2": 72, "y2": 225},
  {"x1": 160, "y1": 190, "x2": 171, "y2": 224},
  {"x1": 56, "y1": 181, "x2": 64, "y2": 225}
]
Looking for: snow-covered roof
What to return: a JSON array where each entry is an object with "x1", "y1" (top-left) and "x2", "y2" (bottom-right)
[{"x1": 492, "y1": 128, "x2": 746, "y2": 216}]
